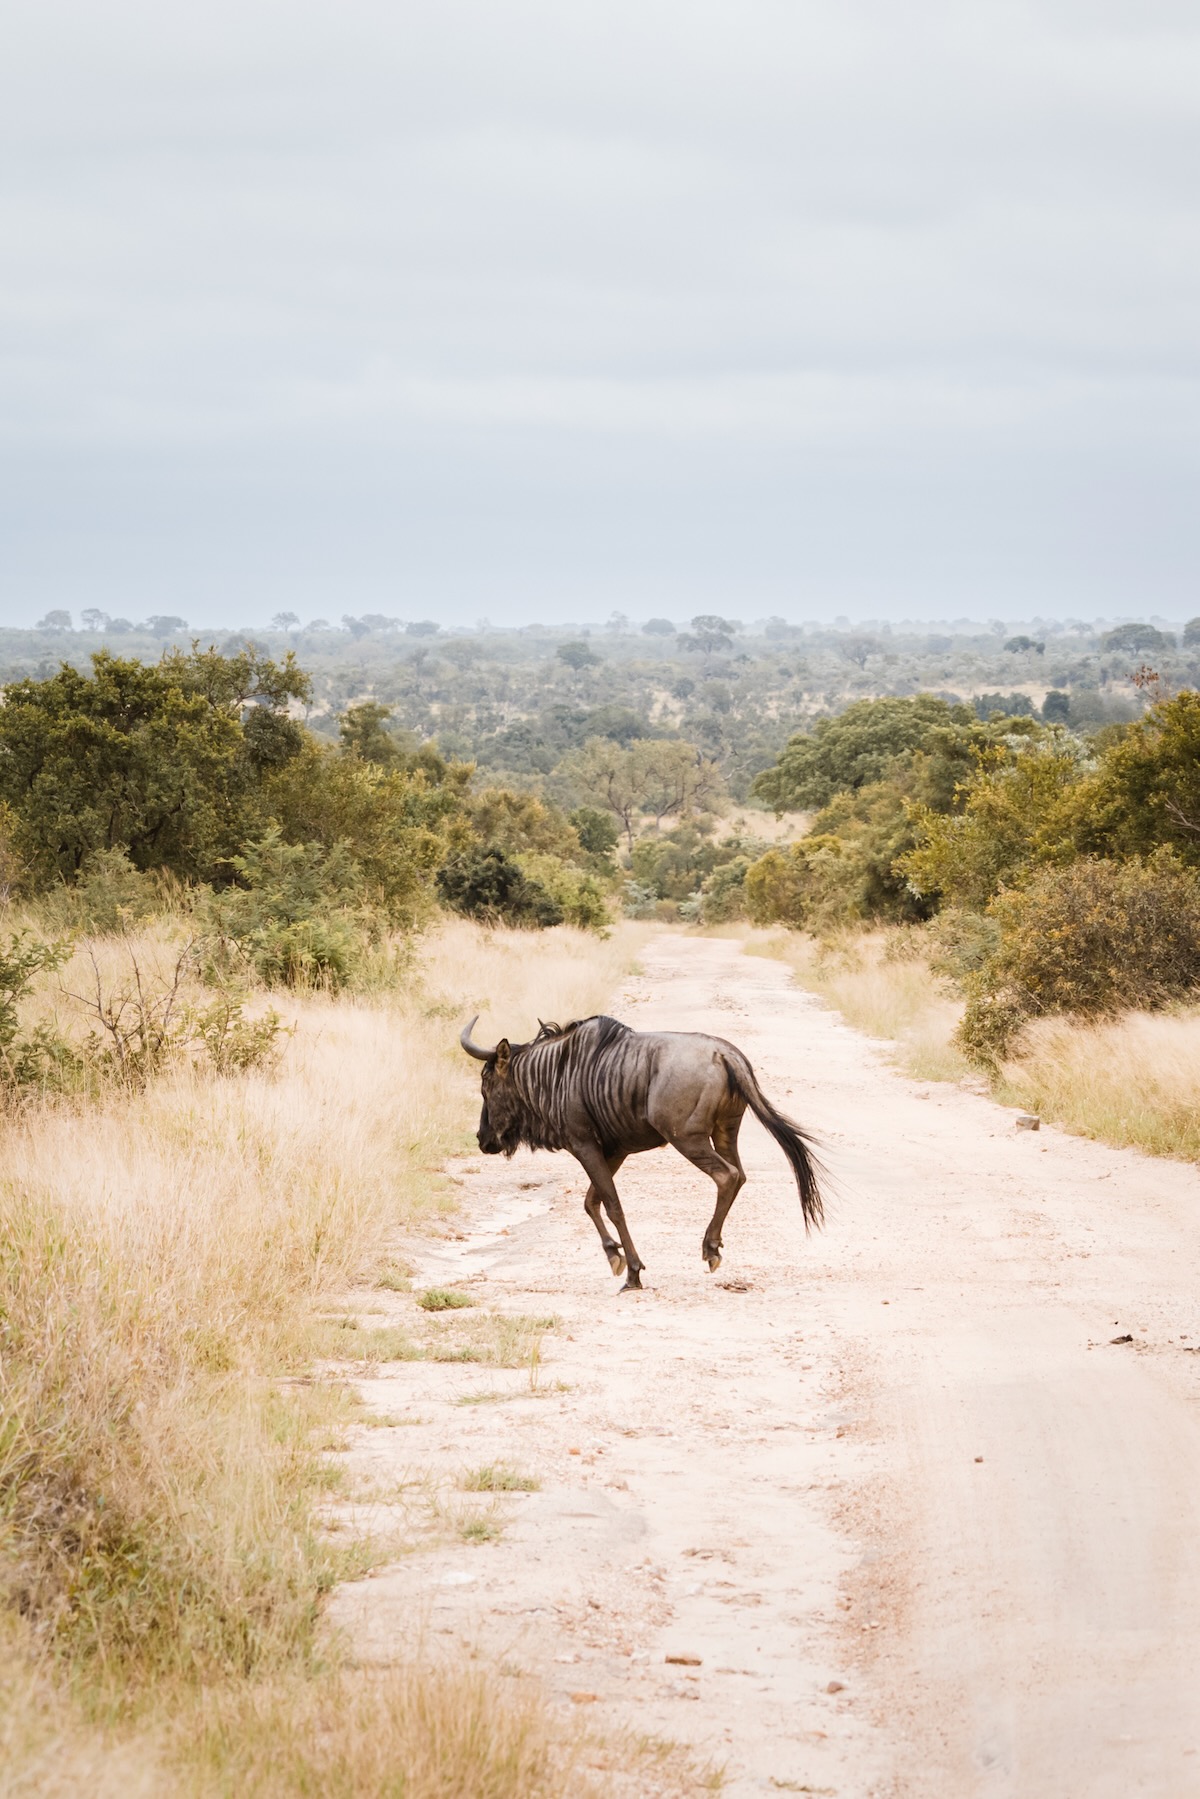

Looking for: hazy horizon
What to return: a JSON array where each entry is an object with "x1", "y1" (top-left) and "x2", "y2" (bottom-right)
[{"x1": 4, "y1": 2, "x2": 1198, "y2": 629}]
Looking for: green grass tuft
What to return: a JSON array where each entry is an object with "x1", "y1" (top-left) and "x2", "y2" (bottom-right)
[
  {"x1": 419, "y1": 1286, "x2": 475, "y2": 1311},
  {"x1": 460, "y1": 1463, "x2": 540, "y2": 1493}
]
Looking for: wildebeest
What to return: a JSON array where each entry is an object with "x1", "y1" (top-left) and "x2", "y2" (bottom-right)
[{"x1": 459, "y1": 1013, "x2": 823, "y2": 1290}]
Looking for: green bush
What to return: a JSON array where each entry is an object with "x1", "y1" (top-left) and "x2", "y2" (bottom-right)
[
  {"x1": 436, "y1": 847, "x2": 563, "y2": 929},
  {"x1": 621, "y1": 880, "x2": 658, "y2": 919},
  {"x1": 515, "y1": 853, "x2": 609, "y2": 933},
  {"x1": 42, "y1": 847, "x2": 167, "y2": 936},
  {"x1": 958, "y1": 851, "x2": 1200, "y2": 1065},
  {"x1": 569, "y1": 806, "x2": 620, "y2": 861},
  {"x1": 697, "y1": 854, "x2": 751, "y2": 922},
  {"x1": 0, "y1": 934, "x2": 74, "y2": 1093},
  {"x1": 744, "y1": 837, "x2": 863, "y2": 934},
  {"x1": 204, "y1": 829, "x2": 383, "y2": 990}
]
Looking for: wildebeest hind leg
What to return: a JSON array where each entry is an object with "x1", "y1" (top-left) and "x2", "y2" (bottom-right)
[
  {"x1": 583, "y1": 1152, "x2": 628, "y2": 1278},
  {"x1": 574, "y1": 1143, "x2": 645, "y2": 1291},
  {"x1": 671, "y1": 1130, "x2": 744, "y2": 1272}
]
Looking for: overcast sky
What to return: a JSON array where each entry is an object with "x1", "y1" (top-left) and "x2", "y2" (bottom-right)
[{"x1": 2, "y1": 0, "x2": 1198, "y2": 628}]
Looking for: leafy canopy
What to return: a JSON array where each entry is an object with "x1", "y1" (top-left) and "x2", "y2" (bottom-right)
[
  {"x1": 0, "y1": 646, "x2": 309, "y2": 886},
  {"x1": 752, "y1": 696, "x2": 978, "y2": 812}
]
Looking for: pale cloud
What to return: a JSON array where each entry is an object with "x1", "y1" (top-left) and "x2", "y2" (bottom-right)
[{"x1": 1, "y1": 0, "x2": 1198, "y2": 622}]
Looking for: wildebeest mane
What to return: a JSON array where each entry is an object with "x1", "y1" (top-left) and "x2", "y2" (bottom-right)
[
  {"x1": 531, "y1": 1014, "x2": 629, "y2": 1049},
  {"x1": 487, "y1": 1015, "x2": 634, "y2": 1155}
]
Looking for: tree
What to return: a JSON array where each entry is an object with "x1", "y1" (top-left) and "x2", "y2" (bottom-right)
[
  {"x1": 898, "y1": 738, "x2": 1084, "y2": 909},
  {"x1": 36, "y1": 610, "x2": 72, "y2": 632},
  {"x1": 642, "y1": 618, "x2": 676, "y2": 636},
  {"x1": 271, "y1": 611, "x2": 300, "y2": 633},
  {"x1": 1102, "y1": 622, "x2": 1172, "y2": 654},
  {"x1": 1003, "y1": 635, "x2": 1044, "y2": 654},
  {"x1": 570, "y1": 806, "x2": 620, "y2": 858},
  {"x1": 339, "y1": 701, "x2": 407, "y2": 767},
  {"x1": 143, "y1": 615, "x2": 188, "y2": 636},
  {"x1": 557, "y1": 640, "x2": 600, "y2": 671},
  {"x1": 564, "y1": 739, "x2": 642, "y2": 847},
  {"x1": 631, "y1": 739, "x2": 725, "y2": 830},
  {"x1": 752, "y1": 696, "x2": 975, "y2": 812},
  {"x1": 677, "y1": 615, "x2": 738, "y2": 659},
  {"x1": 561, "y1": 737, "x2": 723, "y2": 845},
  {"x1": 470, "y1": 788, "x2": 582, "y2": 861},
  {"x1": 0, "y1": 647, "x2": 309, "y2": 886},
  {"x1": 406, "y1": 620, "x2": 440, "y2": 637},
  {"x1": 342, "y1": 615, "x2": 370, "y2": 639},
  {"x1": 360, "y1": 613, "x2": 399, "y2": 632},
  {"x1": 436, "y1": 847, "x2": 562, "y2": 928},
  {"x1": 840, "y1": 635, "x2": 878, "y2": 669},
  {"x1": 1041, "y1": 690, "x2": 1071, "y2": 723},
  {"x1": 265, "y1": 736, "x2": 469, "y2": 925},
  {"x1": 606, "y1": 612, "x2": 631, "y2": 634},
  {"x1": 1073, "y1": 689, "x2": 1200, "y2": 864},
  {"x1": 1183, "y1": 618, "x2": 1200, "y2": 647},
  {"x1": 80, "y1": 609, "x2": 110, "y2": 632}
]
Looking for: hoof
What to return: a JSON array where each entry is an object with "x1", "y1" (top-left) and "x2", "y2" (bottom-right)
[
  {"x1": 619, "y1": 1274, "x2": 644, "y2": 1293},
  {"x1": 704, "y1": 1251, "x2": 721, "y2": 1272},
  {"x1": 609, "y1": 1253, "x2": 627, "y2": 1278}
]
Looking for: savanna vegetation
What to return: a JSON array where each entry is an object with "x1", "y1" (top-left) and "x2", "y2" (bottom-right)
[
  {"x1": 1, "y1": 608, "x2": 1197, "y2": 1788},
  {"x1": 737, "y1": 659, "x2": 1200, "y2": 1161},
  {"x1": 0, "y1": 630, "x2": 698, "y2": 1792}
]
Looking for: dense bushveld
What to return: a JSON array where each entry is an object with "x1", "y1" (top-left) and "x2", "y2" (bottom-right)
[{"x1": 0, "y1": 911, "x2": 672, "y2": 1795}]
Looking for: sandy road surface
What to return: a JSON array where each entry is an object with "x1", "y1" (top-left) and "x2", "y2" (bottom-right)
[{"x1": 330, "y1": 935, "x2": 1200, "y2": 1797}]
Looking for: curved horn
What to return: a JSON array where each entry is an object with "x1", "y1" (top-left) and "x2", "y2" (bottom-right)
[{"x1": 459, "y1": 1015, "x2": 494, "y2": 1061}]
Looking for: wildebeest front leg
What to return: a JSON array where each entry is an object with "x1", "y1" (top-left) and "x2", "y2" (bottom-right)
[
  {"x1": 574, "y1": 1143, "x2": 645, "y2": 1291},
  {"x1": 583, "y1": 1151, "x2": 628, "y2": 1278}
]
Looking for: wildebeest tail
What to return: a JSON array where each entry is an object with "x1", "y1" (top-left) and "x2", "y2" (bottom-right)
[{"x1": 723, "y1": 1054, "x2": 825, "y2": 1232}]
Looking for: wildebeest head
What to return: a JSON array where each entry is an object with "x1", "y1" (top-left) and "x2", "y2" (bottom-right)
[{"x1": 459, "y1": 1016, "x2": 522, "y2": 1155}]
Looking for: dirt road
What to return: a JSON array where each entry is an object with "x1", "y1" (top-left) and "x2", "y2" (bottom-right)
[{"x1": 331, "y1": 935, "x2": 1200, "y2": 1797}]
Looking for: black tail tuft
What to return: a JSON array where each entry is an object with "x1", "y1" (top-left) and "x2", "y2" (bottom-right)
[{"x1": 725, "y1": 1056, "x2": 825, "y2": 1232}]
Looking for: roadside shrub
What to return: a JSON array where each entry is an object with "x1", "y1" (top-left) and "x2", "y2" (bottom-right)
[
  {"x1": 203, "y1": 829, "x2": 383, "y2": 991},
  {"x1": 41, "y1": 847, "x2": 169, "y2": 937},
  {"x1": 514, "y1": 853, "x2": 609, "y2": 933},
  {"x1": 958, "y1": 851, "x2": 1200, "y2": 1065},
  {"x1": 621, "y1": 880, "x2": 658, "y2": 919},
  {"x1": 62, "y1": 942, "x2": 285, "y2": 1084},
  {"x1": 436, "y1": 847, "x2": 563, "y2": 928},
  {"x1": 0, "y1": 935, "x2": 74, "y2": 1093},
  {"x1": 697, "y1": 854, "x2": 751, "y2": 922},
  {"x1": 923, "y1": 907, "x2": 1001, "y2": 984},
  {"x1": 744, "y1": 836, "x2": 862, "y2": 934}
]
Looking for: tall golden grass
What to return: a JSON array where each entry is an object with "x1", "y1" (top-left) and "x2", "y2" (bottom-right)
[
  {"x1": 0, "y1": 917, "x2": 652, "y2": 1794},
  {"x1": 997, "y1": 1009, "x2": 1200, "y2": 1159}
]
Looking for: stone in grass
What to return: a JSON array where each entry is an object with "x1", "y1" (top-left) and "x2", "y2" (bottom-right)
[
  {"x1": 418, "y1": 1286, "x2": 475, "y2": 1311},
  {"x1": 1015, "y1": 1114, "x2": 1040, "y2": 1131}
]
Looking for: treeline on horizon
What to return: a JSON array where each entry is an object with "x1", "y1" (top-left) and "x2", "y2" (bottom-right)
[
  {"x1": 1, "y1": 616, "x2": 1199, "y2": 1081},
  {"x1": 4, "y1": 609, "x2": 1199, "y2": 805}
]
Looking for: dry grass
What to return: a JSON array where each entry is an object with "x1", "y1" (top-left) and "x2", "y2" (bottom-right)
[
  {"x1": 0, "y1": 916, "x2": 653, "y2": 1794},
  {"x1": 997, "y1": 1009, "x2": 1200, "y2": 1160},
  {"x1": 746, "y1": 923, "x2": 1200, "y2": 1165},
  {"x1": 181, "y1": 1661, "x2": 597, "y2": 1798},
  {"x1": 744, "y1": 927, "x2": 971, "y2": 1082}
]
